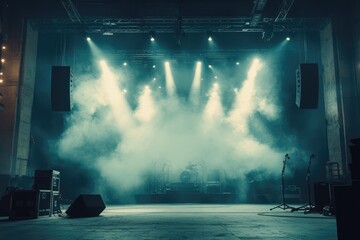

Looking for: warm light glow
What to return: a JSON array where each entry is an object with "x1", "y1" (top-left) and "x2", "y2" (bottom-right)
[
  {"x1": 0, "y1": 72, "x2": 3, "y2": 75},
  {"x1": 2, "y1": 46, "x2": 5, "y2": 50},
  {"x1": 1, "y1": 59, "x2": 5, "y2": 63},
  {"x1": 0, "y1": 79, "x2": 3, "y2": 83},
  {"x1": 99, "y1": 59, "x2": 107, "y2": 66}
]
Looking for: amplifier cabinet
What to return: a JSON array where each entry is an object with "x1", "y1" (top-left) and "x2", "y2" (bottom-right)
[
  {"x1": 34, "y1": 170, "x2": 60, "y2": 192},
  {"x1": 9, "y1": 190, "x2": 38, "y2": 220}
]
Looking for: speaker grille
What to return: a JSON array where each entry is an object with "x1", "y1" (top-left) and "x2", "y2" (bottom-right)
[{"x1": 295, "y1": 63, "x2": 319, "y2": 109}]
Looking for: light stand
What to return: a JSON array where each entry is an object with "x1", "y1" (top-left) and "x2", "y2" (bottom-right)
[
  {"x1": 270, "y1": 154, "x2": 295, "y2": 211},
  {"x1": 291, "y1": 154, "x2": 316, "y2": 214}
]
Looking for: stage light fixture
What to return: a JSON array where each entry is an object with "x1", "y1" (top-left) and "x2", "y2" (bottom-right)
[
  {"x1": 262, "y1": 25, "x2": 274, "y2": 41},
  {"x1": 149, "y1": 31, "x2": 156, "y2": 42},
  {"x1": 103, "y1": 32, "x2": 114, "y2": 36},
  {"x1": 2, "y1": 46, "x2": 5, "y2": 50},
  {"x1": 86, "y1": 37, "x2": 91, "y2": 41},
  {"x1": 1, "y1": 59, "x2": 5, "y2": 63},
  {"x1": 286, "y1": 36, "x2": 291, "y2": 41},
  {"x1": 0, "y1": 79, "x2": 3, "y2": 83},
  {"x1": 123, "y1": 62, "x2": 127, "y2": 66},
  {"x1": 236, "y1": 62, "x2": 240, "y2": 65},
  {"x1": 208, "y1": 65, "x2": 212, "y2": 68},
  {"x1": 0, "y1": 72, "x2": 3, "y2": 75},
  {"x1": 152, "y1": 65, "x2": 156, "y2": 68},
  {"x1": 207, "y1": 31, "x2": 213, "y2": 42}
]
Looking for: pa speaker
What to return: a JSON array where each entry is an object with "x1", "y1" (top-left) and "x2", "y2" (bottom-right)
[
  {"x1": 51, "y1": 66, "x2": 71, "y2": 111},
  {"x1": 295, "y1": 63, "x2": 319, "y2": 109},
  {"x1": 65, "y1": 194, "x2": 105, "y2": 218}
]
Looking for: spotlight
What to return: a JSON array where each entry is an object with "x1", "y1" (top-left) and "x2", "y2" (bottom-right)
[
  {"x1": 152, "y1": 65, "x2": 156, "y2": 68},
  {"x1": 86, "y1": 37, "x2": 91, "y2": 41},
  {"x1": 2, "y1": 46, "x2": 5, "y2": 50},
  {"x1": 208, "y1": 65, "x2": 212, "y2": 68},
  {"x1": 123, "y1": 62, "x2": 127, "y2": 66},
  {"x1": 149, "y1": 31, "x2": 156, "y2": 42},
  {"x1": 123, "y1": 89, "x2": 128, "y2": 93},
  {"x1": 207, "y1": 31, "x2": 213, "y2": 42},
  {"x1": 236, "y1": 62, "x2": 240, "y2": 65},
  {"x1": 1, "y1": 59, "x2": 5, "y2": 63},
  {"x1": 286, "y1": 36, "x2": 291, "y2": 41},
  {"x1": 0, "y1": 79, "x2": 3, "y2": 83},
  {"x1": 0, "y1": 72, "x2": 3, "y2": 75},
  {"x1": 153, "y1": 77, "x2": 156, "y2": 81}
]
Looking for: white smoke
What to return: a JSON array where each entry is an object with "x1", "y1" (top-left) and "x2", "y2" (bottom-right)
[{"x1": 56, "y1": 57, "x2": 305, "y2": 201}]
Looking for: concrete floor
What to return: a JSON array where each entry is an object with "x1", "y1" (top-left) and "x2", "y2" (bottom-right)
[{"x1": 0, "y1": 204, "x2": 337, "y2": 239}]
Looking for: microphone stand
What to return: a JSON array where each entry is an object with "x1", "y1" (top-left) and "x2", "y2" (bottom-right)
[
  {"x1": 291, "y1": 154, "x2": 316, "y2": 214},
  {"x1": 270, "y1": 154, "x2": 295, "y2": 211}
]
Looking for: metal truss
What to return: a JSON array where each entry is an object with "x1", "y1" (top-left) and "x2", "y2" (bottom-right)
[{"x1": 30, "y1": 16, "x2": 327, "y2": 34}]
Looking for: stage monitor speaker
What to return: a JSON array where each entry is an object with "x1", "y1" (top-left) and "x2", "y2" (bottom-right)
[
  {"x1": 51, "y1": 66, "x2": 71, "y2": 111},
  {"x1": 65, "y1": 194, "x2": 105, "y2": 218},
  {"x1": 295, "y1": 63, "x2": 319, "y2": 109}
]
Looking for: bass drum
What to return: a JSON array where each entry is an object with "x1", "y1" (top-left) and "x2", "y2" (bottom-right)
[{"x1": 180, "y1": 170, "x2": 191, "y2": 183}]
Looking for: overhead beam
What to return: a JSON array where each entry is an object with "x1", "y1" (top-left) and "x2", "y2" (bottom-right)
[
  {"x1": 275, "y1": 0, "x2": 295, "y2": 22},
  {"x1": 250, "y1": 0, "x2": 268, "y2": 27},
  {"x1": 60, "y1": 0, "x2": 82, "y2": 23}
]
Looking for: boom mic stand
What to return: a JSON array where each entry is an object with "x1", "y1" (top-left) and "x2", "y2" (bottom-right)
[
  {"x1": 270, "y1": 154, "x2": 295, "y2": 211},
  {"x1": 291, "y1": 154, "x2": 316, "y2": 214}
]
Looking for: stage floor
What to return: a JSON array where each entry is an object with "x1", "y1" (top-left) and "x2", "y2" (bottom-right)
[{"x1": 0, "y1": 204, "x2": 337, "y2": 239}]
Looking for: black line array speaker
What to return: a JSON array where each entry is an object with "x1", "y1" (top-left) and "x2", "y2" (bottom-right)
[
  {"x1": 65, "y1": 194, "x2": 106, "y2": 218},
  {"x1": 51, "y1": 66, "x2": 71, "y2": 111},
  {"x1": 295, "y1": 63, "x2": 319, "y2": 109}
]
